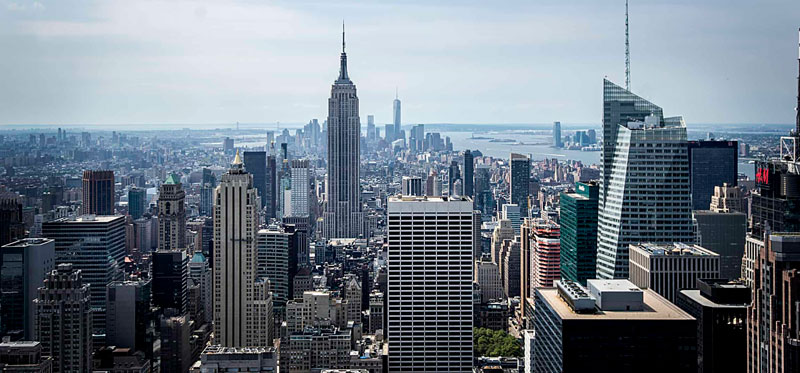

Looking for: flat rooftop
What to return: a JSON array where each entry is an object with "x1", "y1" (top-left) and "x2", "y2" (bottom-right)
[
  {"x1": 388, "y1": 195, "x2": 472, "y2": 203},
  {"x1": 1, "y1": 238, "x2": 54, "y2": 248},
  {"x1": 537, "y1": 287, "x2": 694, "y2": 321},
  {"x1": 631, "y1": 242, "x2": 718, "y2": 257},
  {"x1": 50, "y1": 215, "x2": 123, "y2": 223},
  {"x1": 678, "y1": 290, "x2": 749, "y2": 309}
]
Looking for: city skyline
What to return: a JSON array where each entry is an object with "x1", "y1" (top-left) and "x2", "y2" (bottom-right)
[{"x1": 1, "y1": 0, "x2": 799, "y2": 126}]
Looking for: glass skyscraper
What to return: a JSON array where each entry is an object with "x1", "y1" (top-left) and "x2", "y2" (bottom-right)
[
  {"x1": 559, "y1": 181, "x2": 599, "y2": 285},
  {"x1": 596, "y1": 79, "x2": 694, "y2": 279},
  {"x1": 510, "y1": 153, "x2": 530, "y2": 212},
  {"x1": 688, "y1": 140, "x2": 738, "y2": 210}
]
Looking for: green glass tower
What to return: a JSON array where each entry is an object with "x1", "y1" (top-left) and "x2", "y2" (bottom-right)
[{"x1": 559, "y1": 181, "x2": 599, "y2": 285}]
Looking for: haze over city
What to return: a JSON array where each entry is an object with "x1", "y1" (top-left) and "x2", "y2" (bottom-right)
[{"x1": 1, "y1": 0, "x2": 799, "y2": 126}]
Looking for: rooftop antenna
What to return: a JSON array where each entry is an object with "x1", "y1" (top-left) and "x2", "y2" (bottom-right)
[
  {"x1": 796, "y1": 27, "x2": 799, "y2": 136},
  {"x1": 396, "y1": 86, "x2": 398, "y2": 100},
  {"x1": 342, "y1": 21, "x2": 346, "y2": 53},
  {"x1": 625, "y1": 0, "x2": 631, "y2": 91}
]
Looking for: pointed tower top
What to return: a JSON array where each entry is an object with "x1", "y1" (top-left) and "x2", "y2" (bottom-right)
[
  {"x1": 336, "y1": 23, "x2": 351, "y2": 83},
  {"x1": 232, "y1": 149, "x2": 243, "y2": 166}
]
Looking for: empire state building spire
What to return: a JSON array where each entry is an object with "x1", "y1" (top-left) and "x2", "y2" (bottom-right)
[
  {"x1": 324, "y1": 24, "x2": 364, "y2": 239},
  {"x1": 337, "y1": 22, "x2": 350, "y2": 83}
]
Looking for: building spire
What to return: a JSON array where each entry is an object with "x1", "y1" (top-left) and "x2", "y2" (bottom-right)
[
  {"x1": 625, "y1": 0, "x2": 631, "y2": 91},
  {"x1": 337, "y1": 22, "x2": 350, "y2": 83},
  {"x1": 396, "y1": 86, "x2": 398, "y2": 100},
  {"x1": 232, "y1": 149, "x2": 243, "y2": 167}
]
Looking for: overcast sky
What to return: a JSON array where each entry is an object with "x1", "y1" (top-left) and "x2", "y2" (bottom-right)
[{"x1": 1, "y1": 0, "x2": 798, "y2": 126}]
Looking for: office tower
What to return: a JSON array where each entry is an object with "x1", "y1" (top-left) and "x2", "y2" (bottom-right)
[
  {"x1": 266, "y1": 154, "x2": 277, "y2": 219},
  {"x1": 709, "y1": 183, "x2": 744, "y2": 213},
  {"x1": 747, "y1": 234, "x2": 800, "y2": 372},
  {"x1": 0, "y1": 341, "x2": 53, "y2": 371},
  {"x1": 552, "y1": 121, "x2": 562, "y2": 147},
  {"x1": 384, "y1": 123, "x2": 395, "y2": 143},
  {"x1": 387, "y1": 196, "x2": 473, "y2": 372},
  {"x1": 448, "y1": 161, "x2": 461, "y2": 196},
  {"x1": 42, "y1": 215, "x2": 125, "y2": 335},
  {"x1": 393, "y1": 90, "x2": 401, "y2": 138},
  {"x1": 223, "y1": 137, "x2": 234, "y2": 152},
  {"x1": 475, "y1": 165, "x2": 491, "y2": 213},
  {"x1": 290, "y1": 159, "x2": 311, "y2": 217},
  {"x1": 34, "y1": 264, "x2": 92, "y2": 373},
  {"x1": 281, "y1": 327, "x2": 352, "y2": 371},
  {"x1": 751, "y1": 160, "x2": 800, "y2": 237},
  {"x1": 366, "y1": 115, "x2": 376, "y2": 142},
  {"x1": 158, "y1": 173, "x2": 186, "y2": 251},
  {"x1": 694, "y1": 210, "x2": 747, "y2": 279},
  {"x1": 597, "y1": 79, "x2": 693, "y2": 279},
  {"x1": 401, "y1": 176, "x2": 423, "y2": 196},
  {"x1": 256, "y1": 226, "x2": 290, "y2": 316},
  {"x1": 213, "y1": 151, "x2": 267, "y2": 347},
  {"x1": 0, "y1": 192, "x2": 24, "y2": 246},
  {"x1": 502, "y1": 239, "x2": 521, "y2": 298},
  {"x1": 464, "y1": 150, "x2": 474, "y2": 197},
  {"x1": 243, "y1": 151, "x2": 267, "y2": 209},
  {"x1": 491, "y1": 219, "x2": 514, "y2": 265},
  {"x1": 284, "y1": 291, "x2": 333, "y2": 333},
  {"x1": 323, "y1": 28, "x2": 364, "y2": 239},
  {"x1": 532, "y1": 280, "x2": 696, "y2": 373},
  {"x1": 152, "y1": 249, "x2": 188, "y2": 314},
  {"x1": 510, "y1": 153, "x2": 530, "y2": 211},
  {"x1": 0, "y1": 238, "x2": 55, "y2": 340},
  {"x1": 501, "y1": 203, "x2": 521, "y2": 233},
  {"x1": 82, "y1": 170, "x2": 115, "y2": 215},
  {"x1": 559, "y1": 181, "x2": 599, "y2": 285},
  {"x1": 473, "y1": 210, "x2": 482, "y2": 259},
  {"x1": 160, "y1": 315, "x2": 192, "y2": 373},
  {"x1": 128, "y1": 187, "x2": 147, "y2": 219},
  {"x1": 344, "y1": 274, "x2": 362, "y2": 324},
  {"x1": 587, "y1": 129, "x2": 597, "y2": 144},
  {"x1": 197, "y1": 346, "x2": 279, "y2": 372},
  {"x1": 425, "y1": 172, "x2": 436, "y2": 196},
  {"x1": 200, "y1": 168, "x2": 217, "y2": 217},
  {"x1": 475, "y1": 257, "x2": 503, "y2": 303},
  {"x1": 189, "y1": 252, "x2": 213, "y2": 325},
  {"x1": 676, "y1": 279, "x2": 750, "y2": 373},
  {"x1": 532, "y1": 218, "x2": 560, "y2": 288},
  {"x1": 629, "y1": 242, "x2": 720, "y2": 302},
  {"x1": 368, "y1": 291, "x2": 384, "y2": 333},
  {"x1": 520, "y1": 219, "x2": 533, "y2": 322},
  {"x1": 688, "y1": 140, "x2": 738, "y2": 210},
  {"x1": 432, "y1": 175, "x2": 443, "y2": 197},
  {"x1": 106, "y1": 279, "x2": 151, "y2": 354},
  {"x1": 282, "y1": 218, "x2": 309, "y2": 274}
]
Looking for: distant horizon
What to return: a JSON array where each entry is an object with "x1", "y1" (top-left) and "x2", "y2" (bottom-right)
[
  {"x1": 1, "y1": 1, "x2": 798, "y2": 125},
  {"x1": 0, "y1": 122, "x2": 795, "y2": 132}
]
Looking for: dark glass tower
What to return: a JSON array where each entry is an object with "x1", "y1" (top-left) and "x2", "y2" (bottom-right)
[
  {"x1": 152, "y1": 250, "x2": 188, "y2": 315},
  {"x1": 82, "y1": 170, "x2": 115, "y2": 215},
  {"x1": 688, "y1": 140, "x2": 738, "y2": 210},
  {"x1": 244, "y1": 151, "x2": 267, "y2": 209},
  {"x1": 559, "y1": 181, "x2": 599, "y2": 285},
  {"x1": 510, "y1": 153, "x2": 530, "y2": 212},
  {"x1": 463, "y1": 150, "x2": 474, "y2": 197},
  {"x1": 128, "y1": 187, "x2": 147, "y2": 220}
]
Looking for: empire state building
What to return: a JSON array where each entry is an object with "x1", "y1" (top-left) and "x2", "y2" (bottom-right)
[{"x1": 323, "y1": 26, "x2": 364, "y2": 238}]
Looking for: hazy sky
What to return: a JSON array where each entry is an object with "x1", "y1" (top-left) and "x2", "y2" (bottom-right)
[{"x1": 1, "y1": 0, "x2": 798, "y2": 126}]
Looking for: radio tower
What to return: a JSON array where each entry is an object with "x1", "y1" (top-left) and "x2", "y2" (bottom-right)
[{"x1": 625, "y1": 0, "x2": 631, "y2": 91}]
